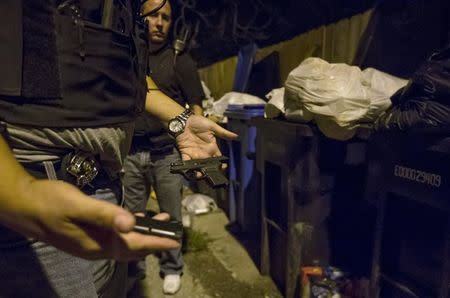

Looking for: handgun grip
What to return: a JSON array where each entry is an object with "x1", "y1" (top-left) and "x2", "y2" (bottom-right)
[
  {"x1": 203, "y1": 168, "x2": 228, "y2": 187},
  {"x1": 179, "y1": 169, "x2": 196, "y2": 181}
]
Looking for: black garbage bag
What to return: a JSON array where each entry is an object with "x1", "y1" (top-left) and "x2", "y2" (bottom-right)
[{"x1": 375, "y1": 46, "x2": 450, "y2": 131}]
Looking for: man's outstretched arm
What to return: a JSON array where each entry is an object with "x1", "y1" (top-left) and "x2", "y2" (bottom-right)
[
  {"x1": 145, "y1": 76, "x2": 237, "y2": 160},
  {"x1": 0, "y1": 135, "x2": 179, "y2": 260}
]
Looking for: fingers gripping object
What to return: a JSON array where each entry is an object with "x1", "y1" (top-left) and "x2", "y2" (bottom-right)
[{"x1": 169, "y1": 156, "x2": 229, "y2": 187}]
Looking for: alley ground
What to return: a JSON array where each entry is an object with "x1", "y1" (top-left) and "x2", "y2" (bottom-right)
[{"x1": 128, "y1": 209, "x2": 283, "y2": 298}]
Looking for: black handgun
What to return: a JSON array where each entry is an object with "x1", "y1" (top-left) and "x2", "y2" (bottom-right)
[
  {"x1": 133, "y1": 216, "x2": 183, "y2": 241},
  {"x1": 170, "y1": 156, "x2": 229, "y2": 187}
]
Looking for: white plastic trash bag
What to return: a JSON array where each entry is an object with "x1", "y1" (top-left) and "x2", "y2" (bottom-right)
[
  {"x1": 209, "y1": 92, "x2": 266, "y2": 119},
  {"x1": 182, "y1": 193, "x2": 218, "y2": 215},
  {"x1": 284, "y1": 57, "x2": 407, "y2": 140},
  {"x1": 201, "y1": 80, "x2": 215, "y2": 116},
  {"x1": 361, "y1": 67, "x2": 407, "y2": 95},
  {"x1": 265, "y1": 87, "x2": 285, "y2": 118},
  {"x1": 201, "y1": 80, "x2": 214, "y2": 101}
]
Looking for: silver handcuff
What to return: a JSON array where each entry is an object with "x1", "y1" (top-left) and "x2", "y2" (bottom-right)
[{"x1": 65, "y1": 152, "x2": 99, "y2": 188}]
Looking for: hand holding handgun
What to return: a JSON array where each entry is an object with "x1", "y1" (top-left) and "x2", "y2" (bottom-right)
[{"x1": 170, "y1": 156, "x2": 228, "y2": 187}]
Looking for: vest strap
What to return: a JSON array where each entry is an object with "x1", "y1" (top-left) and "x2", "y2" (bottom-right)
[{"x1": 0, "y1": 0, "x2": 23, "y2": 96}]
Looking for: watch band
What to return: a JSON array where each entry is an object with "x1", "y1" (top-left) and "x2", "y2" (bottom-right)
[{"x1": 176, "y1": 109, "x2": 193, "y2": 123}]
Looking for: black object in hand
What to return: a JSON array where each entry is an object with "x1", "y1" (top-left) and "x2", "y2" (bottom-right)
[
  {"x1": 170, "y1": 156, "x2": 229, "y2": 187},
  {"x1": 133, "y1": 216, "x2": 183, "y2": 241}
]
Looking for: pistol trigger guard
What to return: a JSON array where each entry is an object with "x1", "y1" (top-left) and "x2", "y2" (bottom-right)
[
  {"x1": 185, "y1": 170, "x2": 196, "y2": 180},
  {"x1": 178, "y1": 170, "x2": 188, "y2": 180}
]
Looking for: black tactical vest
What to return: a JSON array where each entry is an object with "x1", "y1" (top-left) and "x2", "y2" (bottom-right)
[{"x1": 0, "y1": 0, "x2": 147, "y2": 127}]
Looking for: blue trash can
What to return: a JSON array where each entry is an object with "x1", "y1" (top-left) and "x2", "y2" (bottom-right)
[{"x1": 224, "y1": 104, "x2": 265, "y2": 233}]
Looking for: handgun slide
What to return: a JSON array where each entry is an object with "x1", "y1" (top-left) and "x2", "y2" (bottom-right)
[{"x1": 170, "y1": 156, "x2": 229, "y2": 187}]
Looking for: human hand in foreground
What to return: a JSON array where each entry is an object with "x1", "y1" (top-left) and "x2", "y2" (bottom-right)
[{"x1": 6, "y1": 179, "x2": 179, "y2": 261}]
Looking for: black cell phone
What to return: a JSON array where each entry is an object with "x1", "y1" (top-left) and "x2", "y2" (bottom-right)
[{"x1": 133, "y1": 216, "x2": 183, "y2": 241}]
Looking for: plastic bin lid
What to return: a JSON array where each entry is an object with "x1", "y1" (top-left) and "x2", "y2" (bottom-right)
[
  {"x1": 224, "y1": 104, "x2": 265, "y2": 120},
  {"x1": 226, "y1": 104, "x2": 266, "y2": 111}
]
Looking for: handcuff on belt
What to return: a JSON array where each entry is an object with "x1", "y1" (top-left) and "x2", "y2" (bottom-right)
[{"x1": 65, "y1": 152, "x2": 100, "y2": 188}]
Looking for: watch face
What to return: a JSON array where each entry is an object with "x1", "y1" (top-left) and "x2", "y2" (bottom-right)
[{"x1": 169, "y1": 119, "x2": 184, "y2": 134}]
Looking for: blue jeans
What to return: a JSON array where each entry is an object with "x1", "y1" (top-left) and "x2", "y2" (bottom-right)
[
  {"x1": 0, "y1": 184, "x2": 127, "y2": 298},
  {"x1": 122, "y1": 147, "x2": 183, "y2": 276}
]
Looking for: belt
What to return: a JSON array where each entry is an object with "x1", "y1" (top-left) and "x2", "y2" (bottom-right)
[{"x1": 23, "y1": 152, "x2": 115, "y2": 195}]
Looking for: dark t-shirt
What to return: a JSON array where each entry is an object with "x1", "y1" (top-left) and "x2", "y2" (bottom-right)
[
  {"x1": 149, "y1": 45, "x2": 204, "y2": 107},
  {"x1": 134, "y1": 44, "x2": 205, "y2": 149}
]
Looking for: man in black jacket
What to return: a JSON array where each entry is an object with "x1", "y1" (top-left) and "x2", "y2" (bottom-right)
[
  {"x1": 0, "y1": 1, "x2": 235, "y2": 297},
  {"x1": 122, "y1": 0, "x2": 205, "y2": 294}
]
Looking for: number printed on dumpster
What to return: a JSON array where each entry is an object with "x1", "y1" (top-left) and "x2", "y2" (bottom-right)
[{"x1": 394, "y1": 165, "x2": 441, "y2": 188}]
